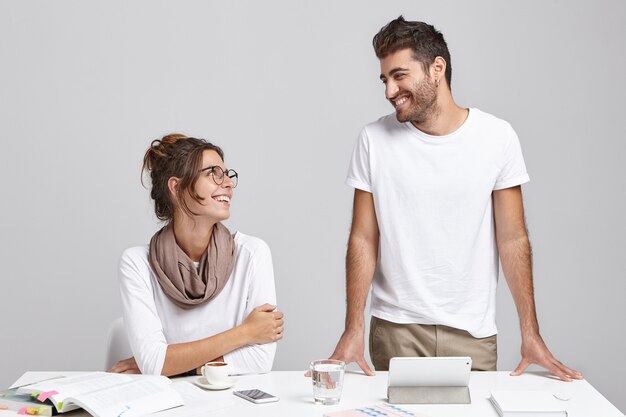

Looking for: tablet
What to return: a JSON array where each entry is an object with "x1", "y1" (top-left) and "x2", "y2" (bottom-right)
[{"x1": 388, "y1": 356, "x2": 472, "y2": 388}]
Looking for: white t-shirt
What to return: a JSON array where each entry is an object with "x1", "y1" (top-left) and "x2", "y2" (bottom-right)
[
  {"x1": 346, "y1": 108, "x2": 529, "y2": 338},
  {"x1": 119, "y1": 231, "x2": 277, "y2": 375}
]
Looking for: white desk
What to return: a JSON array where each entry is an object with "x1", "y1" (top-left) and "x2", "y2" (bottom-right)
[{"x1": 4, "y1": 371, "x2": 624, "y2": 417}]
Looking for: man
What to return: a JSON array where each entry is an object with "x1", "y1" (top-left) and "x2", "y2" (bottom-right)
[{"x1": 330, "y1": 16, "x2": 582, "y2": 381}]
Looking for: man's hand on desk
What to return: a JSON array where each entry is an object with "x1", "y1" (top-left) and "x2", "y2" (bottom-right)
[
  {"x1": 330, "y1": 328, "x2": 375, "y2": 376},
  {"x1": 304, "y1": 327, "x2": 375, "y2": 377},
  {"x1": 107, "y1": 357, "x2": 141, "y2": 374},
  {"x1": 511, "y1": 333, "x2": 583, "y2": 382}
]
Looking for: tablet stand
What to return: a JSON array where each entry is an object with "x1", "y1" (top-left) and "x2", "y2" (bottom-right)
[{"x1": 388, "y1": 385, "x2": 471, "y2": 404}]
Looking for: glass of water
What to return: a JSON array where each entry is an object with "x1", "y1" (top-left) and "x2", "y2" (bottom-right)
[{"x1": 310, "y1": 359, "x2": 346, "y2": 405}]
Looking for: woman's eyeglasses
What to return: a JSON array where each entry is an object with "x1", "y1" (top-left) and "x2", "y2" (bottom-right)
[{"x1": 199, "y1": 166, "x2": 239, "y2": 188}]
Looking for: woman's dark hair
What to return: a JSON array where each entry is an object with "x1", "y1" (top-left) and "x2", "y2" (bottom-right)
[
  {"x1": 373, "y1": 16, "x2": 452, "y2": 89},
  {"x1": 142, "y1": 134, "x2": 225, "y2": 221}
]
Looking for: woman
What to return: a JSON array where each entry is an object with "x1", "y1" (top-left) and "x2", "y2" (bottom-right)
[{"x1": 108, "y1": 134, "x2": 284, "y2": 376}]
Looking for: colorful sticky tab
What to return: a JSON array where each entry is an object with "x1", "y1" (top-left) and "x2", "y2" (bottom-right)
[
  {"x1": 25, "y1": 408, "x2": 40, "y2": 415},
  {"x1": 37, "y1": 391, "x2": 59, "y2": 402},
  {"x1": 0, "y1": 405, "x2": 9, "y2": 410},
  {"x1": 58, "y1": 402, "x2": 63, "y2": 411},
  {"x1": 18, "y1": 407, "x2": 28, "y2": 415}
]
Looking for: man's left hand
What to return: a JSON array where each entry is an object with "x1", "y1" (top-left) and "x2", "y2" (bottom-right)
[{"x1": 511, "y1": 334, "x2": 583, "y2": 382}]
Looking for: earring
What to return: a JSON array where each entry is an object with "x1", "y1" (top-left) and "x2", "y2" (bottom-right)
[{"x1": 435, "y1": 79, "x2": 440, "y2": 87}]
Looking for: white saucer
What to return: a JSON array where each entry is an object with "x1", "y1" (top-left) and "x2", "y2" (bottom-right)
[{"x1": 194, "y1": 376, "x2": 238, "y2": 390}]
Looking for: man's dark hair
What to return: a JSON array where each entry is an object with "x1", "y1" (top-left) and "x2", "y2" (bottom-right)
[{"x1": 373, "y1": 16, "x2": 452, "y2": 89}]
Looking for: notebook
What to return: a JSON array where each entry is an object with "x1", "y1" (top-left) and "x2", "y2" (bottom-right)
[{"x1": 489, "y1": 390, "x2": 568, "y2": 417}]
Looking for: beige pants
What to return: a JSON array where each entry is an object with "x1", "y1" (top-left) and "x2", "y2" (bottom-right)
[{"x1": 369, "y1": 316, "x2": 497, "y2": 371}]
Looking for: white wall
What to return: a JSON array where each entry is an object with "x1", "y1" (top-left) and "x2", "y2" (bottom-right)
[{"x1": 1, "y1": 0, "x2": 624, "y2": 412}]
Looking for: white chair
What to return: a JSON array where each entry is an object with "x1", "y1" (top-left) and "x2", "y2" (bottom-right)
[{"x1": 104, "y1": 317, "x2": 133, "y2": 370}]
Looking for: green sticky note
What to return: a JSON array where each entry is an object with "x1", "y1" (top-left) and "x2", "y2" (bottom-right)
[
  {"x1": 31, "y1": 393, "x2": 40, "y2": 398},
  {"x1": 57, "y1": 402, "x2": 63, "y2": 411}
]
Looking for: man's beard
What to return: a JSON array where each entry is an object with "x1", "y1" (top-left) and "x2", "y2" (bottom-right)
[{"x1": 394, "y1": 77, "x2": 439, "y2": 124}]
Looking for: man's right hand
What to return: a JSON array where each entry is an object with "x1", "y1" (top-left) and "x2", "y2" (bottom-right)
[
  {"x1": 330, "y1": 328, "x2": 375, "y2": 376},
  {"x1": 304, "y1": 189, "x2": 379, "y2": 378}
]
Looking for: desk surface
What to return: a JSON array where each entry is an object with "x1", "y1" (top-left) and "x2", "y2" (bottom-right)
[{"x1": 4, "y1": 371, "x2": 624, "y2": 417}]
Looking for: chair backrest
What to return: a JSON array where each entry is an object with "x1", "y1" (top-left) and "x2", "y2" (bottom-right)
[{"x1": 104, "y1": 317, "x2": 132, "y2": 370}]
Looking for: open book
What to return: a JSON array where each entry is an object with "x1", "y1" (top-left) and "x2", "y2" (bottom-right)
[{"x1": 16, "y1": 372, "x2": 183, "y2": 417}]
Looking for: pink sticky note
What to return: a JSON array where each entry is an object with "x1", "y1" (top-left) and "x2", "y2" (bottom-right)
[
  {"x1": 18, "y1": 407, "x2": 28, "y2": 415},
  {"x1": 37, "y1": 391, "x2": 59, "y2": 402}
]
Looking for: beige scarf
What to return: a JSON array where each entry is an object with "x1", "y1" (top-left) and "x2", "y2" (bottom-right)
[{"x1": 148, "y1": 222, "x2": 236, "y2": 308}]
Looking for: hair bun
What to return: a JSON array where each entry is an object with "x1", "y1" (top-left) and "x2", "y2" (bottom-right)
[
  {"x1": 160, "y1": 134, "x2": 189, "y2": 145},
  {"x1": 148, "y1": 134, "x2": 189, "y2": 159}
]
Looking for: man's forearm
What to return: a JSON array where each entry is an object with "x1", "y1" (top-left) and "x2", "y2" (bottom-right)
[
  {"x1": 499, "y1": 231, "x2": 583, "y2": 381},
  {"x1": 345, "y1": 234, "x2": 378, "y2": 330},
  {"x1": 499, "y1": 234, "x2": 539, "y2": 337}
]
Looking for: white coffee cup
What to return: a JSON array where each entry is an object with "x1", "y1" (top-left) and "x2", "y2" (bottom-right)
[{"x1": 201, "y1": 361, "x2": 231, "y2": 385}]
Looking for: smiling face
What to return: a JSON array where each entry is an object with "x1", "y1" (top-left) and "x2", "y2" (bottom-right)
[
  {"x1": 179, "y1": 149, "x2": 234, "y2": 223},
  {"x1": 379, "y1": 48, "x2": 439, "y2": 124}
]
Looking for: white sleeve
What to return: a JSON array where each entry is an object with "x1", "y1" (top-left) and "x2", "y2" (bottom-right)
[
  {"x1": 493, "y1": 124, "x2": 530, "y2": 190},
  {"x1": 224, "y1": 240, "x2": 277, "y2": 375},
  {"x1": 345, "y1": 128, "x2": 373, "y2": 192},
  {"x1": 118, "y1": 247, "x2": 168, "y2": 375}
]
